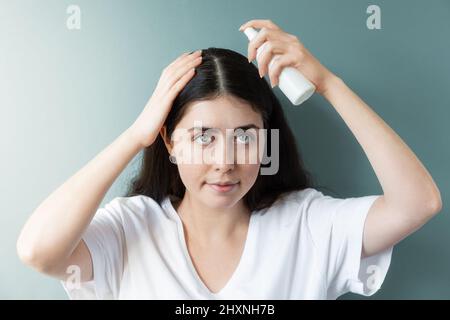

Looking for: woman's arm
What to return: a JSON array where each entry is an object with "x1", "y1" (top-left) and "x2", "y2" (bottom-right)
[
  {"x1": 16, "y1": 128, "x2": 142, "y2": 280},
  {"x1": 16, "y1": 50, "x2": 202, "y2": 281},
  {"x1": 322, "y1": 75, "x2": 442, "y2": 257},
  {"x1": 240, "y1": 19, "x2": 442, "y2": 258}
]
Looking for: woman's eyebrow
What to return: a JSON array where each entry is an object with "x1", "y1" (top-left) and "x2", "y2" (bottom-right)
[{"x1": 187, "y1": 124, "x2": 261, "y2": 132}]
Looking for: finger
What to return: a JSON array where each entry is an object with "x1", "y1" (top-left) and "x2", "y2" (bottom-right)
[
  {"x1": 174, "y1": 50, "x2": 202, "y2": 69},
  {"x1": 167, "y1": 51, "x2": 190, "y2": 68},
  {"x1": 239, "y1": 19, "x2": 281, "y2": 32},
  {"x1": 257, "y1": 40, "x2": 287, "y2": 78},
  {"x1": 268, "y1": 54, "x2": 296, "y2": 87},
  {"x1": 165, "y1": 51, "x2": 202, "y2": 79},
  {"x1": 168, "y1": 67, "x2": 196, "y2": 97},
  {"x1": 248, "y1": 29, "x2": 288, "y2": 62},
  {"x1": 168, "y1": 50, "x2": 202, "y2": 69},
  {"x1": 247, "y1": 27, "x2": 272, "y2": 62},
  {"x1": 168, "y1": 55, "x2": 202, "y2": 88}
]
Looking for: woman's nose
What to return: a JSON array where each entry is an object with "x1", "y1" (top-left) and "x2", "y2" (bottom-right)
[{"x1": 212, "y1": 137, "x2": 236, "y2": 171}]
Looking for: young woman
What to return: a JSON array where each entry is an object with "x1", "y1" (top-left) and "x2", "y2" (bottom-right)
[{"x1": 17, "y1": 19, "x2": 442, "y2": 300}]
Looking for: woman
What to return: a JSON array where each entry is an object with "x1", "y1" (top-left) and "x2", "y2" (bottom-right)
[{"x1": 17, "y1": 19, "x2": 442, "y2": 299}]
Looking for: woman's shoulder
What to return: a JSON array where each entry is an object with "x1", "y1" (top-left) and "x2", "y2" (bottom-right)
[
  {"x1": 269, "y1": 187, "x2": 322, "y2": 209},
  {"x1": 257, "y1": 188, "x2": 322, "y2": 225},
  {"x1": 99, "y1": 194, "x2": 169, "y2": 223}
]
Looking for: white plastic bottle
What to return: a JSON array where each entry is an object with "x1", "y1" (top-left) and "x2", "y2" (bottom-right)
[{"x1": 243, "y1": 27, "x2": 316, "y2": 106}]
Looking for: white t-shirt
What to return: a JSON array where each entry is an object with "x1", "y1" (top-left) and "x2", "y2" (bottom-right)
[{"x1": 61, "y1": 188, "x2": 393, "y2": 300}]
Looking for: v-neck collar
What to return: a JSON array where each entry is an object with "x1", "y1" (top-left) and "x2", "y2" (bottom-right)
[{"x1": 162, "y1": 195, "x2": 257, "y2": 297}]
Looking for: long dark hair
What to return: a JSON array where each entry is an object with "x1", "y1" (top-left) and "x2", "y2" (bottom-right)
[{"x1": 126, "y1": 47, "x2": 318, "y2": 211}]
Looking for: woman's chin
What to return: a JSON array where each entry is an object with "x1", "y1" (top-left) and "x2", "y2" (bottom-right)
[{"x1": 200, "y1": 182, "x2": 242, "y2": 208}]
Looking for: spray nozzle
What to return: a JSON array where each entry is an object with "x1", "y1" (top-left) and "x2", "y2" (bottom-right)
[{"x1": 243, "y1": 27, "x2": 258, "y2": 42}]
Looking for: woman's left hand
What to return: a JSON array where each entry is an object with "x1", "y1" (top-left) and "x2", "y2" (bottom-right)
[{"x1": 239, "y1": 19, "x2": 336, "y2": 95}]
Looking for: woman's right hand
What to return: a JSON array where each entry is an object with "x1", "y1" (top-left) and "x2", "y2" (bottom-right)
[{"x1": 129, "y1": 49, "x2": 203, "y2": 148}]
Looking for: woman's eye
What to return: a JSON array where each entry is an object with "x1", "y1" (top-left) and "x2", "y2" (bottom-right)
[
  {"x1": 236, "y1": 133, "x2": 253, "y2": 144},
  {"x1": 194, "y1": 133, "x2": 214, "y2": 145}
]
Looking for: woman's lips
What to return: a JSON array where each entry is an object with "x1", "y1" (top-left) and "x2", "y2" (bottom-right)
[{"x1": 207, "y1": 182, "x2": 239, "y2": 193}]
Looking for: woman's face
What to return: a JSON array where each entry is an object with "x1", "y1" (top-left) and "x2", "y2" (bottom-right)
[{"x1": 165, "y1": 95, "x2": 265, "y2": 210}]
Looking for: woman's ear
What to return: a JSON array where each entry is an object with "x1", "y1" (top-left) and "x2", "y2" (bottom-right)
[{"x1": 160, "y1": 126, "x2": 173, "y2": 154}]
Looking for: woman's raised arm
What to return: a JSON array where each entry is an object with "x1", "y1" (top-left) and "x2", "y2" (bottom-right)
[
  {"x1": 16, "y1": 50, "x2": 203, "y2": 281},
  {"x1": 240, "y1": 19, "x2": 442, "y2": 258}
]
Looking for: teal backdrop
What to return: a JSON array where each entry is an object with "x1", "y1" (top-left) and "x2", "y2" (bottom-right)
[{"x1": 1, "y1": 0, "x2": 448, "y2": 299}]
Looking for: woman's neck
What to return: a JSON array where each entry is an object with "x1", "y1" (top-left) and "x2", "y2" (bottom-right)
[{"x1": 173, "y1": 192, "x2": 251, "y2": 245}]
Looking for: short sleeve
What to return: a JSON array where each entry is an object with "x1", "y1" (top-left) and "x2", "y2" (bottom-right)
[
  {"x1": 304, "y1": 189, "x2": 394, "y2": 299},
  {"x1": 61, "y1": 198, "x2": 126, "y2": 299}
]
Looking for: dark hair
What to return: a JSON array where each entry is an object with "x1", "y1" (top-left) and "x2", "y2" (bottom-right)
[{"x1": 125, "y1": 47, "x2": 318, "y2": 211}]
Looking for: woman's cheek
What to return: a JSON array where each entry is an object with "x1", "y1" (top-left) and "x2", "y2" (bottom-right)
[
  {"x1": 239, "y1": 163, "x2": 261, "y2": 190},
  {"x1": 177, "y1": 163, "x2": 204, "y2": 191}
]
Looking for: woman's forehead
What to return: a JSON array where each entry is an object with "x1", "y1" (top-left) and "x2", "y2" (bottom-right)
[{"x1": 178, "y1": 97, "x2": 263, "y2": 129}]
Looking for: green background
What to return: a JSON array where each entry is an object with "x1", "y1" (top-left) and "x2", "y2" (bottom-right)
[{"x1": 1, "y1": 0, "x2": 448, "y2": 299}]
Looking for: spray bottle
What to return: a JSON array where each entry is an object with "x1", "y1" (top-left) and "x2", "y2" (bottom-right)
[{"x1": 243, "y1": 27, "x2": 315, "y2": 106}]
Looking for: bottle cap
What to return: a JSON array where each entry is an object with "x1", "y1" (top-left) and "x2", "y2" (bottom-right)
[{"x1": 243, "y1": 27, "x2": 258, "y2": 41}]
